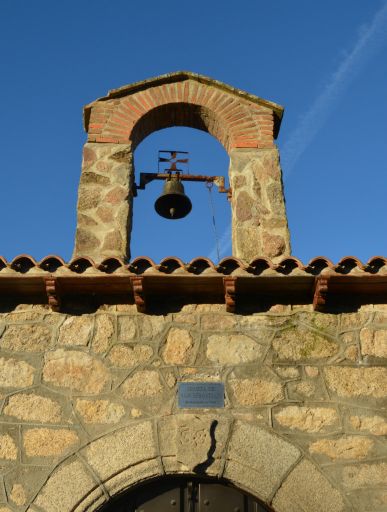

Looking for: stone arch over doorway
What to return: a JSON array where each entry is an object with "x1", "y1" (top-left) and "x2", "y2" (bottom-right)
[
  {"x1": 30, "y1": 416, "x2": 346, "y2": 512},
  {"x1": 74, "y1": 72, "x2": 290, "y2": 262}
]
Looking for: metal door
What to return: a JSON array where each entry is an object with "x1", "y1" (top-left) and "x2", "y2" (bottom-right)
[{"x1": 99, "y1": 478, "x2": 272, "y2": 512}]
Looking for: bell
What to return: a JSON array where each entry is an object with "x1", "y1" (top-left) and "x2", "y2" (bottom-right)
[{"x1": 154, "y1": 176, "x2": 192, "y2": 219}]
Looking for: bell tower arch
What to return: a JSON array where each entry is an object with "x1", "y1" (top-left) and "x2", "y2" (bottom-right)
[{"x1": 74, "y1": 72, "x2": 290, "y2": 262}]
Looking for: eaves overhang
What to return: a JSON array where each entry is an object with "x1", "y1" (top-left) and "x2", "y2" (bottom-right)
[{"x1": 0, "y1": 255, "x2": 386, "y2": 313}]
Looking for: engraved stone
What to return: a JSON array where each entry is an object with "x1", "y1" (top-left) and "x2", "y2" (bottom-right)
[{"x1": 176, "y1": 416, "x2": 213, "y2": 470}]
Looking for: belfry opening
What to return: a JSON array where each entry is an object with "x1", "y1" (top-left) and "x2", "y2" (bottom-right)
[{"x1": 131, "y1": 126, "x2": 230, "y2": 260}]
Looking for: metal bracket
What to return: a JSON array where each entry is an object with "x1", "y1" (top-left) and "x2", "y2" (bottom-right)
[
  {"x1": 130, "y1": 276, "x2": 146, "y2": 313},
  {"x1": 313, "y1": 276, "x2": 330, "y2": 311},
  {"x1": 223, "y1": 276, "x2": 237, "y2": 313},
  {"x1": 45, "y1": 277, "x2": 61, "y2": 312},
  {"x1": 134, "y1": 172, "x2": 231, "y2": 198}
]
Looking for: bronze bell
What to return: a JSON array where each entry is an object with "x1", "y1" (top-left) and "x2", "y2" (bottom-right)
[{"x1": 154, "y1": 176, "x2": 192, "y2": 219}]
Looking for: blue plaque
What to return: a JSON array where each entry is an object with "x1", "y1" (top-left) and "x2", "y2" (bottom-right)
[{"x1": 178, "y1": 382, "x2": 224, "y2": 408}]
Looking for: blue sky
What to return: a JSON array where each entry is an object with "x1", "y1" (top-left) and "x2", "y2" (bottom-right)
[{"x1": 0, "y1": 1, "x2": 386, "y2": 264}]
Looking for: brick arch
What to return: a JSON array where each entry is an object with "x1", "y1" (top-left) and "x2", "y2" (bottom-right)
[
  {"x1": 128, "y1": 102, "x2": 231, "y2": 151},
  {"x1": 84, "y1": 72, "x2": 283, "y2": 153},
  {"x1": 30, "y1": 417, "x2": 346, "y2": 512}
]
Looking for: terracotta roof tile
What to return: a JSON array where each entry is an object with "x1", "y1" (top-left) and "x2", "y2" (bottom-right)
[
  {"x1": 0, "y1": 255, "x2": 385, "y2": 276},
  {"x1": 0, "y1": 254, "x2": 385, "y2": 312},
  {"x1": 186, "y1": 258, "x2": 215, "y2": 275}
]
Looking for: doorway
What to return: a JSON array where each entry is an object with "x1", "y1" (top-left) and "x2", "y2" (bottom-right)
[{"x1": 98, "y1": 477, "x2": 273, "y2": 512}]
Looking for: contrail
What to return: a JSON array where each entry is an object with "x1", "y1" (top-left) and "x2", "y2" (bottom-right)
[
  {"x1": 209, "y1": 2, "x2": 387, "y2": 260},
  {"x1": 281, "y1": 1, "x2": 387, "y2": 177}
]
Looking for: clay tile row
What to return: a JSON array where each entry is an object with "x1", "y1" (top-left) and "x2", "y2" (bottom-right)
[{"x1": 0, "y1": 254, "x2": 385, "y2": 276}]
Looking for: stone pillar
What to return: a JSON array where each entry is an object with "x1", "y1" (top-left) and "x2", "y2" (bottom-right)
[
  {"x1": 229, "y1": 147, "x2": 290, "y2": 262},
  {"x1": 73, "y1": 143, "x2": 133, "y2": 262}
]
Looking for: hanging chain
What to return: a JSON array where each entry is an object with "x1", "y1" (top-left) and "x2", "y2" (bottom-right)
[{"x1": 206, "y1": 181, "x2": 220, "y2": 262}]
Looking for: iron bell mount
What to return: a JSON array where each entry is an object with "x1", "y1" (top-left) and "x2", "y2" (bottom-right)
[{"x1": 134, "y1": 170, "x2": 231, "y2": 220}]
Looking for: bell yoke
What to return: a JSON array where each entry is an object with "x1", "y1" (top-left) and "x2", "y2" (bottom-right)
[{"x1": 134, "y1": 169, "x2": 230, "y2": 220}]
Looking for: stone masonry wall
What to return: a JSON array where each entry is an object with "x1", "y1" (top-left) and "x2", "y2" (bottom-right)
[
  {"x1": 230, "y1": 148, "x2": 290, "y2": 261},
  {"x1": 0, "y1": 303, "x2": 386, "y2": 511},
  {"x1": 73, "y1": 143, "x2": 133, "y2": 261}
]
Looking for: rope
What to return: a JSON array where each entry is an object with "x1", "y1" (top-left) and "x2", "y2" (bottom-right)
[{"x1": 206, "y1": 181, "x2": 220, "y2": 262}]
